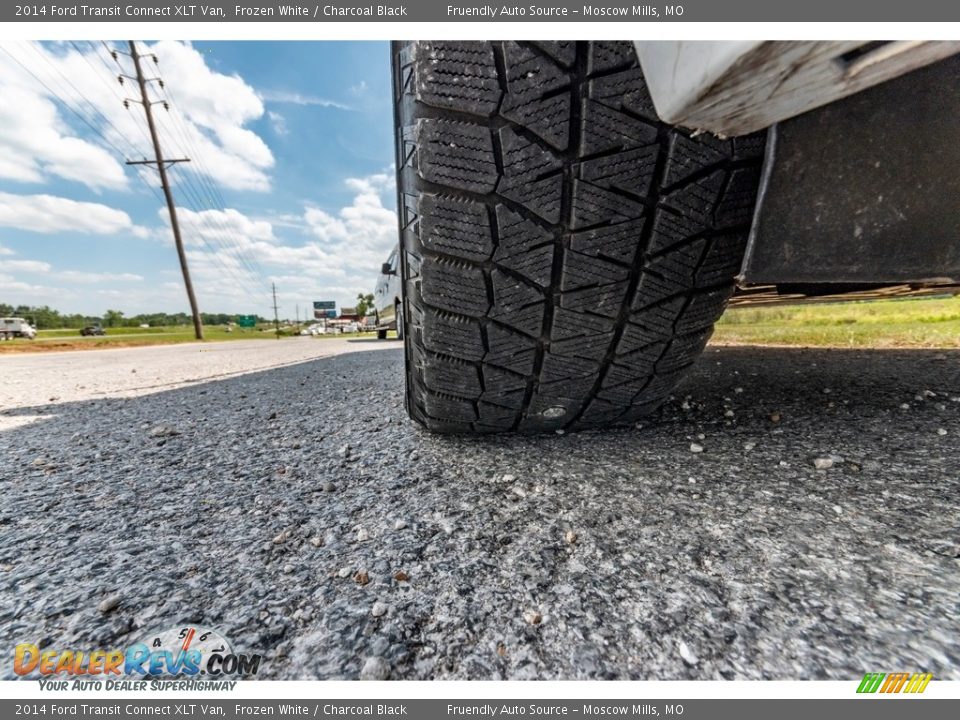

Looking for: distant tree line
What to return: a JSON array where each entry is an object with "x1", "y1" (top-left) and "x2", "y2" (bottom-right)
[{"x1": 0, "y1": 303, "x2": 267, "y2": 330}]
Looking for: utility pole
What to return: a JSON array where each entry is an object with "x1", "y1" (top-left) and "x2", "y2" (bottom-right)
[
  {"x1": 272, "y1": 283, "x2": 280, "y2": 339},
  {"x1": 124, "y1": 41, "x2": 203, "y2": 340},
  {"x1": 295, "y1": 303, "x2": 300, "y2": 333}
]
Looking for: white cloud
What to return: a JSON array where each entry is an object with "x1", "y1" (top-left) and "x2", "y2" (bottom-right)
[
  {"x1": 302, "y1": 172, "x2": 397, "y2": 275},
  {"x1": 0, "y1": 272, "x2": 70, "y2": 300},
  {"x1": 0, "y1": 191, "x2": 144, "y2": 235},
  {"x1": 3, "y1": 259, "x2": 51, "y2": 273},
  {"x1": 0, "y1": 244, "x2": 14, "y2": 256},
  {"x1": 0, "y1": 60, "x2": 129, "y2": 190},
  {"x1": 267, "y1": 111, "x2": 288, "y2": 136},
  {"x1": 145, "y1": 172, "x2": 398, "y2": 313},
  {"x1": 57, "y1": 270, "x2": 143, "y2": 283},
  {"x1": 171, "y1": 206, "x2": 278, "y2": 248},
  {"x1": 0, "y1": 251, "x2": 144, "y2": 285},
  {"x1": 0, "y1": 41, "x2": 274, "y2": 193},
  {"x1": 258, "y1": 89, "x2": 350, "y2": 110},
  {"x1": 1, "y1": 173, "x2": 398, "y2": 317}
]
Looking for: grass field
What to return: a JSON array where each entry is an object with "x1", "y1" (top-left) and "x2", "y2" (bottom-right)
[
  {"x1": 2, "y1": 295, "x2": 958, "y2": 353},
  {"x1": 0, "y1": 326, "x2": 377, "y2": 353},
  {"x1": 713, "y1": 295, "x2": 960, "y2": 348}
]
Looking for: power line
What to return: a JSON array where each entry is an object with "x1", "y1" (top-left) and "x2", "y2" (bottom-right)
[
  {"x1": 7, "y1": 41, "x2": 273, "y2": 316},
  {"x1": 126, "y1": 40, "x2": 203, "y2": 341},
  {"x1": 99, "y1": 41, "x2": 269, "y2": 302}
]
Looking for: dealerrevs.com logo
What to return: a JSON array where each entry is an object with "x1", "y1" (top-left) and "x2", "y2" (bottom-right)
[{"x1": 14, "y1": 625, "x2": 262, "y2": 691}]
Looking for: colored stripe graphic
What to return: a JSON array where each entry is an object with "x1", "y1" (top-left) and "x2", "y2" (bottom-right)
[
  {"x1": 857, "y1": 672, "x2": 932, "y2": 694},
  {"x1": 857, "y1": 673, "x2": 885, "y2": 693},
  {"x1": 904, "y1": 673, "x2": 933, "y2": 693}
]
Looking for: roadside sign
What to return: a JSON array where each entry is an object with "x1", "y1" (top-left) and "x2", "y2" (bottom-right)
[
  {"x1": 314, "y1": 300, "x2": 336, "y2": 319},
  {"x1": 237, "y1": 315, "x2": 257, "y2": 328}
]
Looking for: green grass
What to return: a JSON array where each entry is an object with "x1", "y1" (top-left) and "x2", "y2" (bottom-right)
[
  {"x1": 5, "y1": 295, "x2": 958, "y2": 352},
  {"x1": 713, "y1": 295, "x2": 960, "y2": 348},
  {"x1": 0, "y1": 325, "x2": 375, "y2": 353}
]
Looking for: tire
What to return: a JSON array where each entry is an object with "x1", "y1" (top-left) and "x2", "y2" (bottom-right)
[
  {"x1": 377, "y1": 328, "x2": 388, "y2": 340},
  {"x1": 395, "y1": 301, "x2": 405, "y2": 341},
  {"x1": 392, "y1": 41, "x2": 766, "y2": 433}
]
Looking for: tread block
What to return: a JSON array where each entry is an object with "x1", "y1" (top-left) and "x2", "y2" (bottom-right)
[
  {"x1": 490, "y1": 269, "x2": 545, "y2": 337},
  {"x1": 663, "y1": 134, "x2": 731, "y2": 187},
  {"x1": 549, "y1": 334, "x2": 614, "y2": 362},
  {"x1": 570, "y1": 179, "x2": 645, "y2": 229},
  {"x1": 484, "y1": 324, "x2": 537, "y2": 375},
  {"x1": 414, "y1": 42, "x2": 501, "y2": 117},
  {"x1": 481, "y1": 386, "x2": 527, "y2": 410},
  {"x1": 676, "y1": 287, "x2": 733, "y2": 335},
  {"x1": 715, "y1": 166, "x2": 762, "y2": 227},
  {"x1": 502, "y1": 93, "x2": 571, "y2": 151},
  {"x1": 697, "y1": 233, "x2": 748, "y2": 287},
  {"x1": 558, "y1": 282, "x2": 629, "y2": 318},
  {"x1": 416, "y1": 119, "x2": 498, "y2": 193},
  {"x1": 579, "y1": 145, "x2": 658, "y2": 199},
  {"x1": 560, "y1": 249, "x2": 630, "y2": 290},
  {"x1": 421, "y1": 258, "x2": 489, "y2": 317},
  {"x1": 632, "y1": 238, "x2": 707, "y2": 306},
  {"x1": 423, "y1": 356, "x2": 482, "y2": 396},
  {"x1": 580, "y1": 99, "x2": 658, "y2": 155},
  {"x1": 587, "y1": 41, "x2": 635, "y2": 75},
  {"x1": 496, "y1": 127, "x2": 563, "y2": 223},
  {"x1": 419, "y1": 194, "x2": 493, "y2": 261},
  {"x1": 542, "y1": 353, "x2": 599, "y2": 381},
  {"x1": 530, "y1": 41, "x2": 576, "y2": 68},
  {"x1": 501, "y1": 42, "x2": 571, "y2": 150},
  {"x1": 477, "y1": 402, "x2": 518, "y2": 427},
  {"x1": 421, "y1": 309, "x2": 485, "y2": 361},
  {"x1": 494, "y1": 206, "x2": 555, "y2": 286},
  {"x1": 550, "y1": 307, "x2": 616, "y2": 340},
  {"x1": 588, "y1": 68, "x2": 658, "y2": 120},
  {"x1": 657, "y1": 330, "x2": 711, "y2": 374},
  {"x1": 482, "y1": 364, "x2": 528, "y2": 394},
  {"x1": 733, "y1": 134, "x2": 766, "y2": 159},
  {"x1": 596, "y1": 377, "x2": 648, "y2": 405},
  {"x1": 647, "y1": 209, "x2": 707, "y2": 255},
  {"x1": 626, "y1": 296, "x2": 686, "y2": 338},
  {"x1": 661, "y1": 170, "x2": 725, "y2": 226},
  {"x1": 424, "y1": 393, "x2": 477, "y2": 423},
  {"x1": 570, "y1": 219, "x2": 645, "y2": 266},
  {"x1": 605, "y1": 345, "x2": 664, "y2": 381}
]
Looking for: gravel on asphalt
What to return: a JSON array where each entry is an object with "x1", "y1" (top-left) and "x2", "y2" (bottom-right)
[{"x1": 1, "y1": 340, "x2": 958, "y2": 680}]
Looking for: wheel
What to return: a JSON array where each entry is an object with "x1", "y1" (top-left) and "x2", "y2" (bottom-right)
[
  {"x1": 392, "y1": 41, "x2": 765, "y2": 433},
  {"x1": 377, "y1": 328, "x2": 388, "y2": 340},
  {"x1": 395, "y1": 301, "x2": 405, "y2": 341}
]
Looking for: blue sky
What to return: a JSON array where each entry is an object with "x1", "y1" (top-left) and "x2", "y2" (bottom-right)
[{"x1": 0, "y1": 41, "x2": 397, "y2": 318}]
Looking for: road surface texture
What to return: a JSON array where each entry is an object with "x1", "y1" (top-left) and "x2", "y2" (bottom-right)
[{"x1": 1, "y1": 339, "x2": 958, "y2": 680}]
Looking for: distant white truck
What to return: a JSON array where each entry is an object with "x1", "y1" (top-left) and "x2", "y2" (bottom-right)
[{"x1": 0, "y1": 317, "x2": 37, "y2": 340}]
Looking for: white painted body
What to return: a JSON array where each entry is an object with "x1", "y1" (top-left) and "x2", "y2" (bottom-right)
[
  {"x1": 0, "y1": 317, "x2": 36, "y2": 339},
  {"x1": 635, "y1": 41, "x2": 960, "y2": 136},
  {"x1": 374, "y1": 246, "x2": 402, "y2": 334}
]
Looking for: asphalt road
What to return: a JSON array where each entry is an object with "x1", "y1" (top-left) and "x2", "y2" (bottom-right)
[{"x1": 1, "y1": 339, "x2": 958, "y2": 680}]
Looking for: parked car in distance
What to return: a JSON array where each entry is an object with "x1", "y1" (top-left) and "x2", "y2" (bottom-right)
[
  {"x1": 374, "y1": 247, "x2": 403, "y2": 340},
  {"x1": 80, "y1": 325, "x2": 106, "y2": 337}
]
